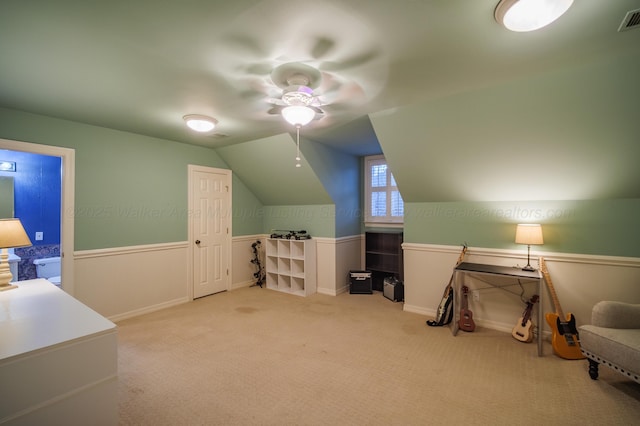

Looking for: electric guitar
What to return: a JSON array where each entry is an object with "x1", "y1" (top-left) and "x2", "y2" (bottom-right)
[
  {"x1": 512, "y1": 294, "x2": 539, "y2": 343},
  {"x1": 458, "y1": 286, "x2": 476, "y2": 332},
  {"x1": 540, "y1": 257, "x2": 585, "y2": 360},
  {"x1": 427, "y1": 244, "x2": 467, "y2": 327}
]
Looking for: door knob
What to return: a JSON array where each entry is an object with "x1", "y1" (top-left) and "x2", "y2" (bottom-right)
[{"x1": 195, "y1": 240, "x2": 201, "y2": 245}]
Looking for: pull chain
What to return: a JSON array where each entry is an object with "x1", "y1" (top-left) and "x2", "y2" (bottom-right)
[{"x1": 295, "y1": 125, "x2": 301, "y2": 168}]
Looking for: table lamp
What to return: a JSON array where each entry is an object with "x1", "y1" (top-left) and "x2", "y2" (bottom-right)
[
  {"x1": 0, "y1": 218, "x2": 32, "y2": 291},
  {"x1": 515, "y1": 224, "x2": 543, "y2": 271}
]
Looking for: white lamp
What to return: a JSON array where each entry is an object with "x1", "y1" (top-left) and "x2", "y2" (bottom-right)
[
  {"x1": 515, "y1": 224, "x2": 543, "y2": 271},
  {"x1": 495, "y1": 0, "x2": 573, "y2": 32},
  {"x1": 0, "y1": 218, "x2": 32, "y2": 291},
  {"x1": 183, "y1": 115, "x2": 218, "y2": 133}
]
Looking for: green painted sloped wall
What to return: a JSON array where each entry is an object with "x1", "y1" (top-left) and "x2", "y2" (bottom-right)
[
  {"x1": 370, "y1": 52, "x2": 640, "y2": 203},
  {"x1": 215, "y1": 133, "x2": 332, "y2": 206},
  {"x1": 0, "y1": 107, "x2": 264, "y2": 248},
  {"x1": 368, "y1": 52, "x2": 640, "y2": 258}
]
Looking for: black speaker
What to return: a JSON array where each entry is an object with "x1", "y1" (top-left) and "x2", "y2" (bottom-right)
[{"x1": 349, "y1": 270, "x2": 372, "y2": 294}]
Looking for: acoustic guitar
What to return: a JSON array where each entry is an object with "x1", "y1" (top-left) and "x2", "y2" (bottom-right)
[
  {"x1": 540, "y1": 257, "x2": 585, "y2": 360},
  {"x1": 458, "y1": 285, "x2": 476, "y2": 332},
  {"x1": 512, "y1": 294, "x2": 539, "y2": 343}
]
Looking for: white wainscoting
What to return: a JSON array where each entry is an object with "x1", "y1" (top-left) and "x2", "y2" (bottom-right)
[
  {"x1": 403, "y1": 243, "x2": 640, "y2": 334},
  {"x1": 74, "y1": 242, "x2": 190, "y2": 322},
  {"x1": 75, "y1": 238, "x2": 268, "y2": 322},
  {"x1": 315, "y1": 235, "x2": 363, "y2": 296}
]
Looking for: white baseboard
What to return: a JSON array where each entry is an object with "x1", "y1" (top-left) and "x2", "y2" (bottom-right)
[
  {"x1": 109, "y1": 297, "x2": 189, "y2": 323},
  {"x1": 231, "y1": 279, "x2": 257, "y2": 290},
  {"x1": 317, "y1": 288, "x2": 337, "y2": 296}
]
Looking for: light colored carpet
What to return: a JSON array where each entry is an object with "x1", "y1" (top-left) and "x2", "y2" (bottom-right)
[{"x1": 117, "y1": 287, "x2": 640, "y2": 425}]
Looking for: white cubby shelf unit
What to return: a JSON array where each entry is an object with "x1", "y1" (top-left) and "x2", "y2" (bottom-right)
[{"x1": 265, "y1": 238, "x2": 317, "y2": 297}]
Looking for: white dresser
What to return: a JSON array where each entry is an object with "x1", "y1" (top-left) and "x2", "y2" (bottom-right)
[{"x1": 0, "y1": 279, "x2": 118, "y2": 425}]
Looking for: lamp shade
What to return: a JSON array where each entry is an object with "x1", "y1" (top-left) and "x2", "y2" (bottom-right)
[
  {"x1": 281, "y1": 106, "x2": 315, "y2": 127},
  {"x1": 495, "y1": 0, "x2": 573, "y2": 32},
  {"x1": 0, "y1": 218, "x2": 32, "y2": 248},
  {"x1": 515, "y1": 224, "x2": 543, "y2": 245}
]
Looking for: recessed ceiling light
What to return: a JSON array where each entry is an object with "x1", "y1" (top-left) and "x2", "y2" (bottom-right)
[
  {"x1": 183, "y1": 115, "x2": 218, "y2": 133},
  {"x1": 495, "y1": 0, "x2": 573, "y2": 32}
]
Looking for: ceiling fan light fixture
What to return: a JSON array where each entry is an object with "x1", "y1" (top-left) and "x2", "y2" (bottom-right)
[
  {"x1": 183, "y1": 114, "x2": 218, "y2": 132},
  {"x1": 495, "y1": 0, "x2": 573, "y2": 32},
  {"x1": 281, "y1": 105, "x2": 315, "y2": 127},
  {"x1": 281, "y1": 85, "x2": 314, "y2": 106}
]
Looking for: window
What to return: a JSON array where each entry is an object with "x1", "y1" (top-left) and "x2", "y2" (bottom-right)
[{"x1": 365, "y1": 155, "x2": 404, "y2": 224}]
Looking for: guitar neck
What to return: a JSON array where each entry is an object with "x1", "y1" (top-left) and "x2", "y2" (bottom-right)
[
  {"x1": 461, "y1": 287, "x2": 469, "y2": 310},
  {"x1": 456, "y1": 245, "x2": 468, "y2": 265},
  {"x1": 540, "y1": 258, "x2": 566, "y2": 319}
]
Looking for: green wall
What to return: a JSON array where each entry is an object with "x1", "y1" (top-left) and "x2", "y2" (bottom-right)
[
  {"x1": 0, "y1": 108, "x2": 264, "y2": 249},
  {"x1": 405, "y1": 199, "x2": 640, "y2": 257},
  {"x1": 263, "y1": 205, "x2": 335, "y2": 238}
]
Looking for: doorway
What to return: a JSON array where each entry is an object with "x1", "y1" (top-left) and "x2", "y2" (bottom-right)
[
  {"x1": 188, "y1": 165, "x2": 231, "y2": 299},
  {"x1": 0, "y1": 138, "x2": 75, "y2": 295}
]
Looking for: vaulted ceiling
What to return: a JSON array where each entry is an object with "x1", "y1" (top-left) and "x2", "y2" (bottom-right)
[{"x1": 1, "y1": 1, "x2": 639, "y2": 156}]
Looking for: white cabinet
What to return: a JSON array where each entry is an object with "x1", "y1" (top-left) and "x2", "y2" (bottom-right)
[
  {"x1": 0, "y1": 279, "x2": 117, "y2": 425},
  {"x1": 265, "y1": 238, "x2": 316, "y2": 297}
]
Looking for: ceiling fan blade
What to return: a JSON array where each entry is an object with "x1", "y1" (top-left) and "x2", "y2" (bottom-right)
[
  {"x1": 319, "y1": 47, "x2": 381, "y2": 72},
  {"x1": 310, "y1": 36, "x2": 336, "y2": 60},
  {"x1": 265, "y1": 97, "x2": 286, "y2": 105},
  {"x1": 267, "y1": 105, "x2": 284, "y2": 115}
]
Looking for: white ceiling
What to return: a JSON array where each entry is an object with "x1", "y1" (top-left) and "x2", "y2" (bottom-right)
[{"x1": 1, "y1": 0, "x2": 639, "y2": 155}]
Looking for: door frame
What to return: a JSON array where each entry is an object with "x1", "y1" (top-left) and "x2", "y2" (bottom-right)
[
  {"x1": 0, "y1": 138, "x2": 75, "y2": 295},
  {"x1": 187, "y1": 164, "x2": 232, "y2": 300}
]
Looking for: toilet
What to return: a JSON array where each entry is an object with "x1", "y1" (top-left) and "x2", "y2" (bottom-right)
[{"x1": 33, "y1": 256, "x2": 62, "y2": 287}]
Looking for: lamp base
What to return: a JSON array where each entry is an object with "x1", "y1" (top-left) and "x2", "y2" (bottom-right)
[
  {"x1": 0, "y1": 251, "x2": 17, "y2": 290},
  {"x1": 0, "y1": 283, "x2": 18, "y2": 291},
  {"x1": 521, "y1": 265, "x2": 536, "y2": 272}
]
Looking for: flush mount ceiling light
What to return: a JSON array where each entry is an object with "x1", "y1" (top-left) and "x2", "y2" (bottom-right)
[
  {"x1": 495, "y1": 0, "x2": 573, "y2": 32},
  {"x1": 183, "y1": 114, "x2": 218, "y2": 133}
]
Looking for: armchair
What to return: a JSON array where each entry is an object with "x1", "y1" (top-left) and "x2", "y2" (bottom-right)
[{"x1": 579, "y1": 301, "x2": 640, "y2": 383}]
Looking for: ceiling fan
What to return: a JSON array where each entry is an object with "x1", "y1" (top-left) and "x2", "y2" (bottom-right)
[{"x1": 265, "y1": 62, "x2": 329, "y2": 122}]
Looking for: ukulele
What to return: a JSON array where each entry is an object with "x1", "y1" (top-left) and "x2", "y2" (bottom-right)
[
  {"x1": 540, "y1": 257, "x2": 585, "y2": 360},
  {"x1": 512, "y1": 295, "x2": 539, "y2": 343},
  {"x1": 458, "y1": 285, "x2": 476, "y2": 332}
]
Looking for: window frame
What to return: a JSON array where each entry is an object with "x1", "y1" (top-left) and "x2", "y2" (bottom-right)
[{"x1": 364, "y1": 155, "x2": 404, "y2": 226}]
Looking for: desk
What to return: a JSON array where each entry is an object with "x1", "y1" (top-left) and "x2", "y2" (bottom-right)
[{"x1": 451, "y1": 262, "x2": 543, "y2": 356}]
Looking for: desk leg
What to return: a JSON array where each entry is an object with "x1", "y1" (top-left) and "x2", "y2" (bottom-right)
[
  {"x1": 537, "y1": 278, "x2": 543, "y2": 357},
  {"x1": 450, "y1": 271, "x2": 460, "y2": 336}
]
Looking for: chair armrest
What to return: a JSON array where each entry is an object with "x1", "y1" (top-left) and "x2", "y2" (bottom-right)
[{"x1": 591, "y1": 301, "x2": 640, "y2": 329}]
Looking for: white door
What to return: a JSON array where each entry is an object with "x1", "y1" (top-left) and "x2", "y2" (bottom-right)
[{"x1": 189, "y1": 166, "x2": 231, "y2": 299}]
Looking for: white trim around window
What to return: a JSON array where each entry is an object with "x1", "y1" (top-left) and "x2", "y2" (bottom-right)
[{"x1": 364, "y1": 155, "x2": 404, "y2": 225}]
